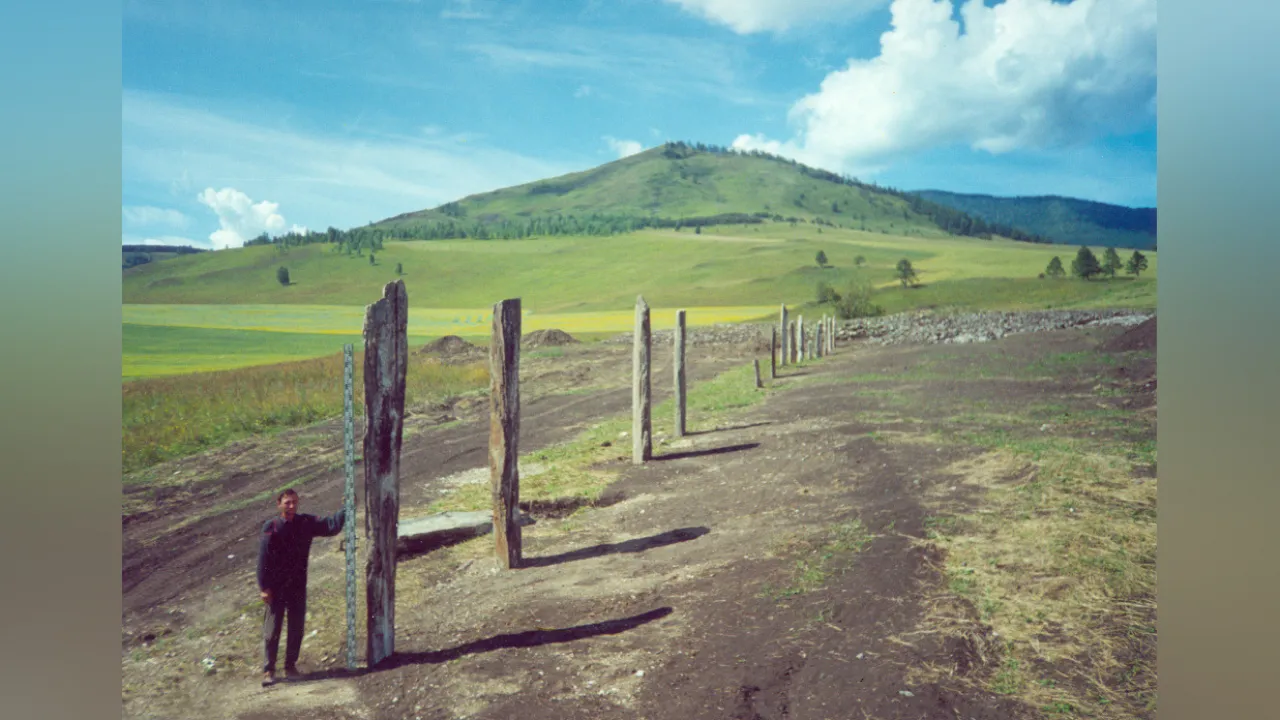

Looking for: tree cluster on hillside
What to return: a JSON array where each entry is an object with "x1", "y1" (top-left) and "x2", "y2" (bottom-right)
[
  {"x1": 121, "y1": 244, "x2": 206, "y2": 269},
  {"x1": 121, "y1": 244, "x2": 207, "y2": 254},
  {"x1": 657, "y1": 141, "x2": 1052, "y2": 244},
  {"x1": 244, "y1": 211, "x2": 780, "y2": 248}
]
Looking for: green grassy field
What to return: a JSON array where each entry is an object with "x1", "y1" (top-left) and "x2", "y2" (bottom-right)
[
  {"x1": 124, "y1": 226, "x2": 1155, "y2": 309},
  {"x1": 123, "y1": 224, "x2": 1155, "y2": 378},
  {"x1": 123, "y1": 304, "x2": 776, "y2": 378}
]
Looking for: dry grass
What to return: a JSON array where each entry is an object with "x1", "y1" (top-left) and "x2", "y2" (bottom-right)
[
  {"x1": 123, "y1": 353, "x2": 488, "y2": 474},
  {"x1": 908, "y1": 442, "x2": 1157, "y2": 718}
]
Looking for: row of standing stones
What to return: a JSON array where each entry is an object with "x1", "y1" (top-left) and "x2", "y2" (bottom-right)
[{"x1": 604, "y1": 308, "x2": 1153, "y2": 350}]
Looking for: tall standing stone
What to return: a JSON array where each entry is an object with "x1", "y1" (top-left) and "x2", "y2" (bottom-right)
[
  {"x1": 362, "y1": 280, "x2": 408, "y2": 668},
  {"x1": 789, "y1": 321, "x2": 798, "y2": 364},
  {"x1": 816, "y1": 322, "x2": 824, "y2": 359},
  {"x1": 633, "y1": 296, "x2": 652, "y2": 464},
  {"x1": 799, "y1": 316, "x2": 805, "y2": 360},
  {"x1": 490, "y1": 298, "x2": 522, "y2": 570}
]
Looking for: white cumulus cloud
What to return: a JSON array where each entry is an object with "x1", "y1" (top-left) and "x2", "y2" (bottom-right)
[
  {"x1": 604, "y1": 136, "x2": 644, "y2": 158},
  {"x1": 664, "y1": 0, "x2": 887, "y2": 34},
  {"x1": 196, "y1": 187, "x2": 289, "y2": 249},
  {"x1": 733, "y1": 0, "x2": 1156, "y2": 173}
]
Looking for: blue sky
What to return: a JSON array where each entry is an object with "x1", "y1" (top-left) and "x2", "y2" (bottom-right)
[{"x1": 122, "y1": 0, "x2": 1157, "y2": 249}]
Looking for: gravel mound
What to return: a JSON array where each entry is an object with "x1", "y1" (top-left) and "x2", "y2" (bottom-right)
[
  {"x1": 417, "y1": 336, "x2": 486, "y2": 364},
  {"x1": 1101, "y1": 316, "x2": 1156, "y2": 353},
  {"x1": 523, "y1": 329, "x2": 579, "y2": 348},
  {"x1": 418, "y1": 335, "x2": 477, "y2": 355}
]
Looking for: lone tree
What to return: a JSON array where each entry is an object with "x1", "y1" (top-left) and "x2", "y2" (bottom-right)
[
  {"x1": 1071, "y1": 246, "x2": 1103, "y2": 280},
  {"x1": 369, "y1": 253, "x2": 376, "y2": 266},
  {"x1": 1125, "y1": 250, "x2": 1149, "y2": 277},
  {"x1": 816, "y1": 280, "x2": 840, "y2": 304},
  {"x1": 1102, "y1": 247, "x2": 1123, "y2": 277},
  {"x1": 896, "y1": 258, "x2": 919, "y2": 288},
  {"x1": 1045, "y1": 256, "x2": 1065, "y2": 278},
  {"x1": 276, "y1": 266, "x2": 290, "y2": 286},
  {"x1": 854, "y1": 255, "x2": 866, "y2": 267},
  {"x1": 395, "y1": 262, "x2": 404, "y2": 276},
  {"x1": 816, "y1": 250, "x2": 829, "y2": 268}
]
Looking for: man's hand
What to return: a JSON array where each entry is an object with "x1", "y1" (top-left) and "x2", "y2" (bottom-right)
[{"x1": 261, "y1": 589, "x2": 273, "y2": 605}]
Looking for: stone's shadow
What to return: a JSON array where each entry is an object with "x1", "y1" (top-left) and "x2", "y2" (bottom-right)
[
  {"x1": 656, "y1": 443, "x2": 759, "y2": 462},
  {"x1": 522, "y1": 526, "x2": 710, "y2": 569},
  {"x1": 291, "y1": 607, "x2": 675, "y2": 679},
  {"x1": 684, "y1": 421, "x2": 773, "y2": 436}
]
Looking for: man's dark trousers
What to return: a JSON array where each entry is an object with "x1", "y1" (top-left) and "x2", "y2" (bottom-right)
[{"x1": 263, "y1": 587, "x2": 306, "y2": 673}]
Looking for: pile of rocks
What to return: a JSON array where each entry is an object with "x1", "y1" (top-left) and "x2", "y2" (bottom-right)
[{"x1": 835, "y1": 309, "x2": 1153, "y2": 346}]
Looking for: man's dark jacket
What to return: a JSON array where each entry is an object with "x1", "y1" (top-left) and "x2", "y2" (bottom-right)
[{"x1": 256, "y1": 509, "x2": 345, "y2": 595}]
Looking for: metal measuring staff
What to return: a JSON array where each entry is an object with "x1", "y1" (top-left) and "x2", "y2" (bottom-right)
[{"x1": 343, "y1": 344, "x2": 358, "y2": 670}]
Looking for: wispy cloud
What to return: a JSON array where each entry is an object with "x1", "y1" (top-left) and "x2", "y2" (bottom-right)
[
  {"x1": 574, "y1": 84, "x2": 593, "y2": 99},
  {"x1": 122, "y1": 205, "x2": 189, "y2": 229},
  {"x1": 441, "y1": 0, "x2": 489, "y2": 20},
  {"x1": 664, "y1": 0, "x2": 888, "y2": 34},
  {"x1": 456, "y1": 26, "x2": 784, "y2": 108},
  {"x1": 122, "y1": 90, "x2": 575, "y2": 232},
  {"x1": 734, "y1": 0, "x2": 1156, "y2": 174}
]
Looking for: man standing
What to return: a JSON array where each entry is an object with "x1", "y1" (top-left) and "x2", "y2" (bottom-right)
[{"x1": 257, "y1": 488, "x2": 345, "y2": 686}]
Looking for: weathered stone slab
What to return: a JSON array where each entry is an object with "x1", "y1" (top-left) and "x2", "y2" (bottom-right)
[{"x1": 395, "y1": 510, "x2": 535, "y2": 556}]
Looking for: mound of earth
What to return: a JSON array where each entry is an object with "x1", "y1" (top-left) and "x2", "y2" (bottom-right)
[
  {"x1": 523, "y1": 329, "x2": 579, "y2": 348},
  {"x1": 1102, "y1": 316, "x2": 1156, "y2": 353},
  {"x1": 418, "y1": 335, "x2": 480, "y2": 357}
]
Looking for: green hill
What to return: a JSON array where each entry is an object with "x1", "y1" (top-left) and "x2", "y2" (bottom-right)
[
  {"x1": 912, "y1": 190, "x2": 1157, "y2": 250},
  {"x1": 366, "y1": 142, "x2": 1049, "y2": 244}
]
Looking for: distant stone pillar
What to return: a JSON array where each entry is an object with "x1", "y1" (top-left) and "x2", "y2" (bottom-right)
[
  {"x1": 779, "y1": 304, "x2": 789, "y2": 367},
  {"x1": 770, "y1": 327, "x2": 777, "y2": 378},
  {"x1": 816, "y1": 322, "x2": 824, "y2": 359},
  {"x1": 798, "y1": 316, "x2": 805, "y2": 360},
  {"x1": 789, "y1": 322, "x2": 797, "y2": 364}
]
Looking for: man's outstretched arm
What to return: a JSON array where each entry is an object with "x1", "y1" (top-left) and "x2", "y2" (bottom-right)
[{"x1": 312, "y1": 507, "x2": 347, "y2": 537}]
